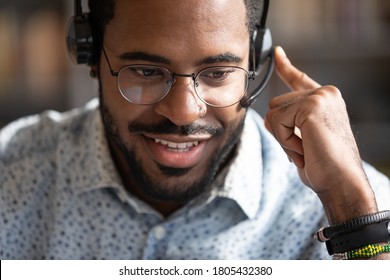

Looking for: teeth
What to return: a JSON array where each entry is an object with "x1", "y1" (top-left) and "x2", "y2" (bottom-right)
[{"x1": 154, "y1": 138, "x2": 199, "y2": 149}]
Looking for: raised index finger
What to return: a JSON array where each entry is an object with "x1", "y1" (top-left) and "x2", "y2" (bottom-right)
[{"x1": 275, "y1": 46, "x2": 321, "y2": 91}]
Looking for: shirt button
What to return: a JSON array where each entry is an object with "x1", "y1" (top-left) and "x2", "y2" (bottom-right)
[{"x1": 154, "y1": 226, "x2": 166, "y2": 240}]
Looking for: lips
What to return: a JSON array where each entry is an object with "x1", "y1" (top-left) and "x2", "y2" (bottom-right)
[{"x1": 144, "y1": 135, "x2": 209, "y2": 169}]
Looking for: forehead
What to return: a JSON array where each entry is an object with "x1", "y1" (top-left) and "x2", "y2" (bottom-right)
[{"x1": 104, "y1": 0, "x2": 249, "y2": 63}]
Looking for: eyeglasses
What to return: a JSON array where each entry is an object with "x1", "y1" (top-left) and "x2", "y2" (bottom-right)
[{"x1": 102, "y1": 47, "x2": 255, "y2": 108}]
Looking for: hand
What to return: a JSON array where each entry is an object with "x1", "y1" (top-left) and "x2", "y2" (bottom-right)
[{"x1": 265, "y1": 46, "x2": 377, "y2": 223}]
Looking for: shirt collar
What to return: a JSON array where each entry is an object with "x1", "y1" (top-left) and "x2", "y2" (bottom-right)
[{"x1": 58, "y1": 99, "x2": 123, "y2": 194}]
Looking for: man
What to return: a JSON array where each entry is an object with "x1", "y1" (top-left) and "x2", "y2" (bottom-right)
[{"x1": 0, "y1": 0, "x2": 389, "y2": 259}]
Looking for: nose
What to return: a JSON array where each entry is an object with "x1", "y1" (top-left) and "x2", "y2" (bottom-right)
[{"x1": 153, "y1": 76, "x2": 207, "y2": 126}]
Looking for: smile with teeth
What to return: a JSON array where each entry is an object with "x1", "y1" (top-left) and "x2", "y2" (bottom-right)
[{"x1": 154, "y1": 138, "x2": 200, "y2": 150}]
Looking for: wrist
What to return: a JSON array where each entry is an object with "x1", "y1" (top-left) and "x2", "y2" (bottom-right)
[
  {"x1": 324, "y1": 219, "x2": 390, "y2": 255},
  {"x1": 317, "y1": 179, "x2": 378, "y2": 225}
]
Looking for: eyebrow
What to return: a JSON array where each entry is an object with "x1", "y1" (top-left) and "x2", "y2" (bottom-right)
[
  {"x1": 119, "y1": 52, "x2": 171, "y2": 64},
  {"x1": 119, "y1": 51, "x2": 242, "y2": 66},
  {"x1": 196, "y1": 52, "x2": 242, "y2": 66}
]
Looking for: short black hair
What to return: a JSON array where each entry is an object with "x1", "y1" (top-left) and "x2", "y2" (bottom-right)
[{"x1": 88, "y1": 0, "x2": 263, "y2": 41}]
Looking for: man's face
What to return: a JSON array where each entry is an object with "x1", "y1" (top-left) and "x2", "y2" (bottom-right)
[{"x1": 99, "y1": 0, "x2": 250, "y2": 203}]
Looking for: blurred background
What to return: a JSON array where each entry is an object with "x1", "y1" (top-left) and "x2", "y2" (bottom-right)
[{"x1": 0, "y1": 0, "x2": 389, "y2": 176}]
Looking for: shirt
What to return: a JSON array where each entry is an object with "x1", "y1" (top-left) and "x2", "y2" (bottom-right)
[{"x1": 1, "y1": 98, "x2": 389, "y2": 260}]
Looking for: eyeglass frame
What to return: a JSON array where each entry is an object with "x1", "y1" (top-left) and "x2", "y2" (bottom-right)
[{"x1": 101, "y1": 45, "x2": 256, "y2": 108}]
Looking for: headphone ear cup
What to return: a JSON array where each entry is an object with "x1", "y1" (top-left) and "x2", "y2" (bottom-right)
[
  {"x1": 242, "y1": 27, "x2": 274, "y2": 108},
  {"x1": 253, "y1": 27, "x2": 272, "y2": 74},
  {"x1": 66, "y1": 14, "x2": 96, "y2": 65}
]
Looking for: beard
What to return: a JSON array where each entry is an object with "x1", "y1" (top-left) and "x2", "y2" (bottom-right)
[{"x1": 99, "y1": 89, "x2": 245, "y2": 204}]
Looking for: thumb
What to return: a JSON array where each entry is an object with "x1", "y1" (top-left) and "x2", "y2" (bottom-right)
[{"x1": 275, "y1": 46, "x2": 320, "y2": 91}]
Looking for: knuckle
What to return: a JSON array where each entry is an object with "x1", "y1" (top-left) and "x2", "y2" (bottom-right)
[
  {"x1": 324, "y1": 85, "x2": 341, "y2": 96},
  {"x1": 307, "y1": 93, "x2": 325, "y2": 108},
  {"x1": 311, "y1": 85, "x2": 343, "y2": 104},
  {"x1": 316, "y1": 85, "x2": 342, "y2": 98},
  {"x1": 307, "y1": 85, "x2": 346, "y2": 113}
]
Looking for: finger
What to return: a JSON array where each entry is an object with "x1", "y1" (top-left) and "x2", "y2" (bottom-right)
[
  {"x1": 266, "y1": 117, "x2": 304, "y2": 168},
  {"x1": 266, "y1": 115, "x2": 305, "y2": 168},
  {"x1": 294, "y1": 126, "x2": 302, "y2": 139},
  {"x1": 275, "y1": 46, "x2": 321, "y2": 91},
  {"x1": 265, "y1": 114, "x2": 305, "y2": 169},
  {"x1": 282, "y1": 147, "x2": 304, "y2": 169},
  {"x1": 268, "y1": 88, "x2": 310, "y2": 109},
  {"x1": 277, "y1": 127, "x2": 304, "y2": 156},
  {"x1": 265, "y1": 111, "x2": 304, "y2": 156}
]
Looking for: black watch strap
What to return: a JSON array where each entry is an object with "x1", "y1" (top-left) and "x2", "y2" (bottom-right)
[
  {"x1": 326, "y1": 220, "x2": 390, "y2": 255},
  {"x1": 322, "y1": 210, "x2": 390, "y2": 240}
]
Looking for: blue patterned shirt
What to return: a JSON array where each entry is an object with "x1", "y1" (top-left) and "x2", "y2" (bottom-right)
[{"x1": 1, "y1": 99, "x2": 389, "y2": 259}]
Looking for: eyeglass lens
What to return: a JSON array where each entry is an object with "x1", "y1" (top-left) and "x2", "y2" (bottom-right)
[{"x1": 117, "y1": 65, "x2": 249, "y2": 107}]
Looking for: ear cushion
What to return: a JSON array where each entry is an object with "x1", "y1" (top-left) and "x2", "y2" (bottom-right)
[
  {"x1": 66, "y1": 14, "x2": 96, "y2": 65},
  {"x1": 241, "y1": 27, "x2": 274, "y2": 108},
  {"x1": 252, "y1": 27, "x2": 272, "y2": 74}
]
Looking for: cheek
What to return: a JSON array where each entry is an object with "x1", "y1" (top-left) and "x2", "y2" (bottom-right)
[
  {"x1": 100, "y1": 65, "x2": 146, "y2": 139},
  {"x1": 215, "y1": 105, "x2": 246, "y2": 131}
]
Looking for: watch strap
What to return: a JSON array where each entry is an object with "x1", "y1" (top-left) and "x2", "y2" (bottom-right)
[
  {"x1": 326, "y1": 220, "x2": 390, "y2": 255},
  {"x1": 323, "y1": 210, "x2": 390, "y2": 240}
]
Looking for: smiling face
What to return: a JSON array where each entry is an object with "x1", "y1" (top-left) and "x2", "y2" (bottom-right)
[{"x1": 98, "y1": 0, "x2": 251, "y2": 210}]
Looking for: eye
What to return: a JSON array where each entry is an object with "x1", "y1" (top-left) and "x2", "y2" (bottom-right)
[
  {"x1": 199, "y1": 68, "x2": 236, "y2": 87},
  {"x1": 131, "y1": 67, "x2": 165, "y2": 78},
  {"x1": 201, "y1": 68, "x2": 234, "y2": 80},
  {"x1": 119, "y1": 66, "x2": 169, "y2": 86}
]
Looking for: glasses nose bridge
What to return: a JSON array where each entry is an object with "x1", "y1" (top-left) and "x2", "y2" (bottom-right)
[{"x1": 169, "y1": 72, "x2": 196, "y2": 87}]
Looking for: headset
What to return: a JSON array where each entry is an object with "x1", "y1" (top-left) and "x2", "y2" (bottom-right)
[
  {"x1": 66, "y1": 0, "x2": 95, "y2": 66},
  {"x1": 66, "y1": 0, "x2": 274, "y2": 107},
  {"x1": 243, "y1": 0, "x2": 274, "y2": 107}
]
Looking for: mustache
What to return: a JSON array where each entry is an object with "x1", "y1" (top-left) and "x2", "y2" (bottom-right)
[{"x1": 128, "y1": 118, "x2": 224, "y2": 136}]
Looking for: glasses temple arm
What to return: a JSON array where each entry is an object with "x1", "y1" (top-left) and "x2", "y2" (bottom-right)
[{"x1": 101, "y1": 46, "x2": 119, "y2": 76}]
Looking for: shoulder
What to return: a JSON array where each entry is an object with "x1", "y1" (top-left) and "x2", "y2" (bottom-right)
[
  {"x1": 1, "y1": 111, "x2": 61, "y2": 162},
  {"x1": 0, "y1": 100, "x2": 102, "y2": 247},
  {"x1": 0, "y1": 99, "x2": 99, "y2": 164}
]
